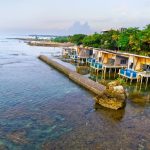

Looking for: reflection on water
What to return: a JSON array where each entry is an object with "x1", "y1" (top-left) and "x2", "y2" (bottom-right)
[
  {"x1": 0, "y1": 37, "x2": 150, "y2": 149},
  {"x1": 94, "y1": 104, "x2": 125, "y2": 122},
  {"x1": 90, "y1": 71, "x2": 150, "y2": 103}
]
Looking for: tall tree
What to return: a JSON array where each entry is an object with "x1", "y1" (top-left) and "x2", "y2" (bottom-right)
[
  {"x1": 141, "y1": 24, "x2": 150, "y2": 53},
  {"x1": 82, "y1": 33, "x2": 101, "y2": 48},
  {"x1": 69, "y1": 34, "x2": 87, "y2": 45}
]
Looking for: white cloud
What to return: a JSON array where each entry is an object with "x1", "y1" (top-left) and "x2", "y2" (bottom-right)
[{"x1": 0, "y1": 0, "x2": 149, "y2": 34}]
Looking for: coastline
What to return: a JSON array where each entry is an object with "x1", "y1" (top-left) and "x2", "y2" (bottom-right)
[
  {"x1": 8, "y1": 38, "x2": 74, "y2": 47},
  {"x1": 28, "y1": 41, "x2": 74, "y2": 47},
  {"x1": 1, "y1": 36, "x2": 150, "y2": 149}
]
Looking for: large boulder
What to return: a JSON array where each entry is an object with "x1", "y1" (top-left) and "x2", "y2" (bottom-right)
[
  {"x1": 95, "y1": 80, "x2": 126, "y2": 110},
  {"x1": 107, "y1": 80, "x2": 119, "y2": 87},
  {"x1": 95, "y1": 96, "x2": 125, "y2": 110},
  {"x1": 113, "y1": 85, "x2": 126, "y2": 100}
]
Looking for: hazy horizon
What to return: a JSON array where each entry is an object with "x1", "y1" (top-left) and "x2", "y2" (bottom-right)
[{"x1": 0, "y1": 0, "x2": 150, "y2": 35}]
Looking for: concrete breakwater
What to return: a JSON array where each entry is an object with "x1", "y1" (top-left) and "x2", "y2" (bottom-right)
[
  {"x1": 38, "y1": 55, "x2": 106, "y2": 95},
  {"x1": 38, "y1": 55, "x2": 126, "y2": 110}
]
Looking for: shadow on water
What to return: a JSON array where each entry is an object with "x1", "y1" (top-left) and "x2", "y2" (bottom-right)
[
  {"x1": 94, "y1": 103, "x2": 125, "y2": 122},
  {"x1": 126, "y1": 83, "x2": 150, "y2": 107}
]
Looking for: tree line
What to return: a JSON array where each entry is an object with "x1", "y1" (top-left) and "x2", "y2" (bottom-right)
[{"x1": 51, "y1": 25, "x2": 150, "y2": 56}]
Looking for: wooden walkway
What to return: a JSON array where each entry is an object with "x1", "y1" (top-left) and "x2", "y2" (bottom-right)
[{"x1": 39, "y1": 55, "x2": 106, "y2": 95}]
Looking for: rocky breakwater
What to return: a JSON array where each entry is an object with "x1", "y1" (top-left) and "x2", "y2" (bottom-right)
[
  {"x1": 95, "y1": 80, "x2": 126, "y2": 110},
  {"x1": 28, "y1": 41, "x2": 74, "y2": 47}
]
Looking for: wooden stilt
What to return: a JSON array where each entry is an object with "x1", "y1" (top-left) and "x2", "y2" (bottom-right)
[
  {"x1": 130, "y1": 78, "x2": 133, "y2": 85},
  {"x1": 114, "y1": 68, "x2": 117, "y2": 78},
  {"x1": 119, "y1": 69, "x2": 121, "y2": 77},
  {"x1": 145, "y1": 77, "x2": 149, "y2": 90},
  {"x1": 102, "y1": 69, "x2": 104, "y2": 79},
  {"x1": 104, "y1": 67, "x2": 106, "y2": 80},
  {"x1": 109, "y1": 68, "x2": 111, "y2": 79},
  {"x1": 137, "y1": 75, "x2": 140, "y2": 83},
  {"x1": 140, "y1": 76, "x2": 143, "y2": 85}
]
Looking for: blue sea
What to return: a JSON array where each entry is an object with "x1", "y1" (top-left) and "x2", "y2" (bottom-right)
[{"x1": 0, "y1": 36, "x2": 150, "y2": 150}]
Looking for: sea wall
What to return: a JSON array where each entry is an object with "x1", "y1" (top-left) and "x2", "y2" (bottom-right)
[
  {"x1": 39, "y1": 55, "x2": 70, "y2": 76},
  {"x1": 38, "y1": 55, "x2": 106, "y2": 95},
  {"x1": 38, "y1": 55, "x2": 126, "y2": 110}
]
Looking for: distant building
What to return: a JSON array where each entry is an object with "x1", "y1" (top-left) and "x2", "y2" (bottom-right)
[
  {"x1": 118, "y1": 28, "x2": 127, "y2": 32},
  {"x1": 101, "y1": 30, "x2": 110, "y2": 34},
  {"x1": 101, "y1": 28, "x2": 127, "y2": 34}
]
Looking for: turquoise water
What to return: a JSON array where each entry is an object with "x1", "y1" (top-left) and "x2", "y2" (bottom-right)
[{"x1": 0, "y1": 37, "x2": 150, "y2": 150}]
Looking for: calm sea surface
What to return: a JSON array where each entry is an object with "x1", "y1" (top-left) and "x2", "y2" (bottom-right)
[{"x1": 0, "y1": 36, "x2": 150, "y2": 150}]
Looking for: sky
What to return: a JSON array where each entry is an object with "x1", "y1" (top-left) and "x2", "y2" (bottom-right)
[{"x1": 0, "y1": 0, "x2": 150, "y2": 35}]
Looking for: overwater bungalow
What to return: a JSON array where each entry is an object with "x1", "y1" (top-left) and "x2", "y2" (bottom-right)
[
  {"x1": 62, "y1": 46, "x2": 150, "y2": 85},
  {"x1": 89, "y1": 49, "x2": 129, "y2": 78},
  {"x1": 101, "y1": 51, "x2": 128, "y2": 79},
  {"x1": 78, "y1": 47, "x2": 93, "y2": 64},
  {"x1": 69, "y1": 46, "x2": 93, "y2": 64},
  {"x1": 93, "y1": 49, "x2": 150, "y2": 84},
  {"x1": 118, "y1": 53, "x2": 150, "y2": 84},
  {"x1": 62, "y1": 47, "x2": 77, "y2": 57},
  {"x1": 62, "y1": 47, "x2": 72, "y2": 58},
  {"x1": 86, "y1": 48, "x2": 97, "y2": 65},
  {"x1": 87, "y1": 49, "x2": 103, "y2": 75},
  {"x1": 62, "y1": 46, "x2": 78, "y2": 62}
]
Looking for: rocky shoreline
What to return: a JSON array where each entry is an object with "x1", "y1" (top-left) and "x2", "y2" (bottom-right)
[
  {"x1": 28, "y1": 41, "x2": 74, "y2": 47},
  {"x1": 9, "y1": 38, "x2": 74, "y2": 47},
  {"x1": 95, "y1": 80, "x2": 126, "y2": 110}
]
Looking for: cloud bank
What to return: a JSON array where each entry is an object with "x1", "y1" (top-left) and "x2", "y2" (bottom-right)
[{"x1": 0, "y1": 0, "x2": 149, "y2": 34}]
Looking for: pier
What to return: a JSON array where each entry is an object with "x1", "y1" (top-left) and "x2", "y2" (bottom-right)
[{"x1": 38, "y1": 55, "x2": 106, "y2": 95}]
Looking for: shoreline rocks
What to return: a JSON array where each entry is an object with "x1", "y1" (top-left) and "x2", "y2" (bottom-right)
[
  {"x1": 28, "y1": 41, "x2": 74, "y2": 47},
  {"x1": 95, "y1": 80, "x2": 126, "y2": 110}
]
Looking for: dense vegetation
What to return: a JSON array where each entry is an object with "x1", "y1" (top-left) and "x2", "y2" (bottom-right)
[
  {"x1": 51, "y1": 25, "x2": 150, "y2": 56},
  {"x1": 51, "y1": 36, "x2": 69, "y2": 43}
]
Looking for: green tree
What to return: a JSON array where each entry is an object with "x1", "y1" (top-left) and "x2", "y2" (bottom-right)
[
  {"x1": 101, "y1": 30, "x2": 119, "y2": 50},
  {"x1": 117, "y1": 28, "x2": 140, "y2": 52},
  {"x1": 69, "y1": 34, "x2": 87, "y2": 45},
  {"x1": 63, "y1": 24, "x2": 150, "y2": 56},
  {"x1": 141, "y1": 24, "x2": 150, "y2": 53},
  {"x1": 128, "y1": 28, "x2": 142, "y2": 52},
  {"x1": 82, "y1": 33, "x2": 102, "y2": 48},
  {"x1": 51, "y1": 36, "x2": 69, "y2": 43}
]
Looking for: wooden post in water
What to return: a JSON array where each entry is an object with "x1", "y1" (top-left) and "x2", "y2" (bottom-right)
[
  {"x1": 104, "y1": 67, "x2": 106, "y2": 80},
  {"x1": 109, "y1": 68, "x2": 111, "y2": 79},
  {"x1": 145, "y1": 77, "x2": 149, "y2": 90},
  {"x1": 114, "y1": 68, "x2": 117, "y2": 78}
]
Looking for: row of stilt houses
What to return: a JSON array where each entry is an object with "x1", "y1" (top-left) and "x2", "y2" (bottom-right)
[{"x1": 62, "y1": 46, "x2": 150, "y2": 85}]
